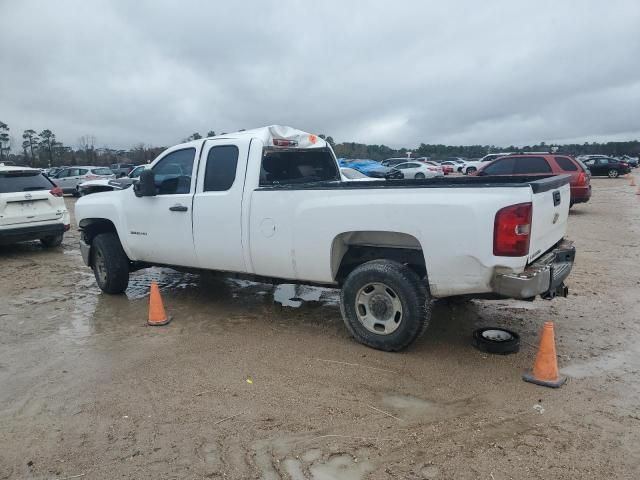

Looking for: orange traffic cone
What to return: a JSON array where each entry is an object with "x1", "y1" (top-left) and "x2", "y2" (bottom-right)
[
  {"x1": 523, "y1": 322, "x2": 566, "y2": 388},
  {"x1": 148, "y1": 281, "x2": 171, "y2": 326}
]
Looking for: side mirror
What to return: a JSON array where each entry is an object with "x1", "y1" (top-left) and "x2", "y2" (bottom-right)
[{"x1": 134, "y1": 169, "x2": 157, "y2": 197}]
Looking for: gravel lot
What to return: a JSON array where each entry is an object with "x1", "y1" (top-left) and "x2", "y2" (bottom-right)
[{"x1": 1, "y1": 178, "x2": 639, "y2": 479}]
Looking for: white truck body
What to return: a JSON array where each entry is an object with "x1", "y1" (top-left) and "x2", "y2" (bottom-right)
[{"x1": 75, "y1": 126, "x2": 575, "y2": 350}]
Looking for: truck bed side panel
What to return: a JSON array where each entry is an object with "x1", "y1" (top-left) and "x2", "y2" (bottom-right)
[{"x1": 248, "y1": 187, "x2": 532, "y2": 296}]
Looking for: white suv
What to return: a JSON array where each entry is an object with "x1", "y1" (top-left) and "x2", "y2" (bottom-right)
[{"x1": 0, "y1": 166, "x2": 70, "y2": 247}]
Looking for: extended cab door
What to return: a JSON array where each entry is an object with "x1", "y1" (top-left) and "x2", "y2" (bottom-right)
[
  {"x1": 191, "y1": 138, "x2": 251, "y2": 272},
  {"x1": 124, "y1": 146, "x2": 198, "y2": 267}
]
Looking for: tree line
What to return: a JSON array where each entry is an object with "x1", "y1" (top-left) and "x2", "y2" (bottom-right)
[{"x1": 1, "y1": 120, "x2": 639, "y2": 168}]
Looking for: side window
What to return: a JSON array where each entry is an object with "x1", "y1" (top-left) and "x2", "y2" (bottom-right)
[
  {"x1": 129, "y1": 166, "x2": 144, "y2": 178},
  {"x1": 69, "y1": 168, "x2": 81, "y2": 177},
  {"x1": 513, "y1": 156, "x2": 552, "y2": 174},
  {"x1": 78, "y1": 168, "x2": 88, "y2": 175},
  {"x1": 152, "y1": 148, "x2": 196, "y2": 195},
  {"x1": 483, "y1": 158, "x2": 515, "y2": 175},
  {"x1": 555, "y1": 156, "x2": 578, "y2": 171},
  {"x1": 57, "y1": 168, "x2": 70, "y2": 177},
  {"x1": 203, "y1": 145, "x2": 239, "y2": 192}
]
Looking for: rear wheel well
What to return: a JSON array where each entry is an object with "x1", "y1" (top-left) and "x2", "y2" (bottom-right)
[
  {"x1": 336, "y1": 246, "x2": 427, "y2": 283},
  {"x1": 79, "y1": 218, "x2": 118, "y2": 244}
]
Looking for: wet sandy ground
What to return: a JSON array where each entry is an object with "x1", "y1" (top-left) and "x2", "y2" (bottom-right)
[{"x1": 1, "y1": 178, "x2": 639, "y2": 479}]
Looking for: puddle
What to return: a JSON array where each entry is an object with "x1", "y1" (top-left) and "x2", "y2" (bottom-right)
[
  {"x1": 253, "y1": 435, "x2": 375, "y2": 480},
  {"x1": 274, "y1": 284, "x2": 338, "y2": 308},
  {"x1": 126, "y1": 267, "x2": 199, "y2": 299},
  {"x1": 561, "y1": 344, "x2": 640, "y2": 379},
  {"x1": 308, "y1": 454, "x2": 374, "y2": 480},
  {"x1": 381, "y1": 394, "x2": 435, "y2": 419}
]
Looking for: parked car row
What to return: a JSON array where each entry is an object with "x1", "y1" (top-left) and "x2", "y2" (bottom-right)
[{"x1": 473, "y1": 154, "x2": 592, "y2": 206}]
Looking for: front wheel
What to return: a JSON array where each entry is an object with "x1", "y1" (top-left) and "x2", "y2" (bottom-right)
[
  {"x1": 608, "y1": 169, "x2": 619, "y2": 178},
  {"x1": 466, "y1": 167, "x2": 476, "y2": 175},
  {"x1": 414, "y1": 173, "x2": 425, "y2": 179},
  {"x1": 91, "y1": 232, "x2": 130, "y2": 294},
  {"x1": 340, "y1": 260, "x2": 431, "y2": 351}
]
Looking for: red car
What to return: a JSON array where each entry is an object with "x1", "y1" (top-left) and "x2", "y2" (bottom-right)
[{"x1": 475, "y1": 154, "x2": 591, "y2": 206}]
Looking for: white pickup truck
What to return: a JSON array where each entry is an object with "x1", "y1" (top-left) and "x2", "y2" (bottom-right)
[{"x1": 75, "y1": 126, "x2": 575, "y2": 351}]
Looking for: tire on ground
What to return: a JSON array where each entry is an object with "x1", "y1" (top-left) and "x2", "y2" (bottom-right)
[
  {"x1": 40, "y1": 233, "x2": 63, "y2": 248},
  {"x1": 91, "y1": 232, "x2": 130, "y2": 294},
  {"x1": 340, "y1": 259, "x2": 431, "y2": 351}
]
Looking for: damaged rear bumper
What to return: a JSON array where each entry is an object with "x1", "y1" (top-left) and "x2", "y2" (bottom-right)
[{"x1": 492, "y1": 240, "x2": 575, "y2": 300}]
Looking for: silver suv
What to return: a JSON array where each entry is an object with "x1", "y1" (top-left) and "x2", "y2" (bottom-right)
[{"x1": 52, "y1": 166, "x2": 115, "y2": 196}]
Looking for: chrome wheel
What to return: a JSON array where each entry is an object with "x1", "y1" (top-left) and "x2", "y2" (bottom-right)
[
  {"x1": 355, "y1": 282, "x2": 403, "y2": 335},
  {"x1": 608, "y1": 169, "x2": 619, "y2": 178},
  {"x1": 481, "y1": 329, "x2": 515, "y2": 342}
]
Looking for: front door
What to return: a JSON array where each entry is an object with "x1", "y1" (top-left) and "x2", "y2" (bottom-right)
[
  {"x1": 124, "y1": 147, "x2": 198, "y2": 267},
  {"x1": 191, "y1": 138, "x2": 251, "y2": 273}
]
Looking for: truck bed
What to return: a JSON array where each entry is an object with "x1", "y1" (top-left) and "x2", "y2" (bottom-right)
[{"x1": 256, "y1": 174, "x2": 571, "y2": 193}]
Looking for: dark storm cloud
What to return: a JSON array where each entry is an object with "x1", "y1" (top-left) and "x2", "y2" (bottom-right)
[{"x1": 1, "y1": 0, "x2": 640, "y2": 149}]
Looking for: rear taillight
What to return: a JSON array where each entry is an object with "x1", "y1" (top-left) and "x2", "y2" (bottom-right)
[
  {"x1": 85, "y1": 174, "x2": 98, "y2": 180},
  {"x1": 427, "y1": 167, "x2": 437, "y2": 171},
  {"x1": 576, "y1": 172, "x2": 586, "y2": 186},
  {"x1": 50, "y1": 187, "x2": 63, "y2": 197},
  {"x1": 494, "y1": 202, "x2": 532, "y2": 257}
]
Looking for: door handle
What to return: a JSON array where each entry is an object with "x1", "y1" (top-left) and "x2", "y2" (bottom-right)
[
  {"x1": 169, "y1": 205, "x2": 188, "y2": 212},
  {"x1": 553, "y1": 190, "x2": 561, "y2": 206}
]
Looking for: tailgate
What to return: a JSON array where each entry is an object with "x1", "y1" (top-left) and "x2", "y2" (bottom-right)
[
  {"x1": 0, "y1": 190, "x2": 63, "y2": 226},
  {"x1": 528, "y1": 175, "x2": 571, "y2": 263}
]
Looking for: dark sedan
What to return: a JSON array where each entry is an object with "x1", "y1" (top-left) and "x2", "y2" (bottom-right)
[{"x1": 582, "y1": 157, "x2": 630, "y2": 178}]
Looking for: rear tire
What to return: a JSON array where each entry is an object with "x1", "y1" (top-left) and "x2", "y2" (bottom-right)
[
  {"x1": 40, "y1": 234, "x2": 63, "y2": 248},
  {"x1": 340, "y1": 260, "x2": 431, "y2": 351},
  {"x1": 91, "y1": 232, "x2": 130, "y2": 294},
  {"x1": 466, "y1": 167, "x2": 476, "y2": 174},
  {"x1": 608, "y1": 169, "x2": 619, "y2": 178},
  {"x1": 414, "y1": 173, "x2": 425, "y2": 179}
]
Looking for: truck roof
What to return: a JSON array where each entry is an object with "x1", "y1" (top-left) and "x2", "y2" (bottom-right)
[{"x1": 182, "y1": 125, "x2": 330, "y2": 150}]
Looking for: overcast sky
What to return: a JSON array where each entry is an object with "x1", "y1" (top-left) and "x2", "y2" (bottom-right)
[{"x1": 2, "y1": 0, "x2": 640, "y2": 150}]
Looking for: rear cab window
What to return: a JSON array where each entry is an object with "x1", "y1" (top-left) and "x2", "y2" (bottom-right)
[
  {"x1": 260, "y1": 148, "x2": 340, "y2": 186},
  {"x1": 0, "y1": 170, "x2": 54, "y2": 193}
]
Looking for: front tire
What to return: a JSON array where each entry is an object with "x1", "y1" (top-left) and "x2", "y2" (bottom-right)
[
  {"x1": 466, "y1": 167, "x2": 476, "y2": 175},
  {"x1": 340, "y1": 260, "x2": 431, "y2": 351},
  {"x1": 91, "y1": 232, "x2": 130, "y2": 294},
  {"x1": 608, "y1": 169, "x2": 619, "y2": 178},
  {"x1": 40, "y1": 234, "x2": 63, "y2": 248}
]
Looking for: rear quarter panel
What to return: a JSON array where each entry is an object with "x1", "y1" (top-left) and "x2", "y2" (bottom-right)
[{"x1": 248, "y1": 186, "x2": 533, "y2": 296}]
